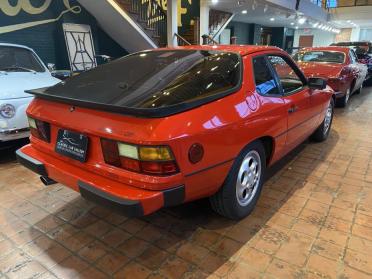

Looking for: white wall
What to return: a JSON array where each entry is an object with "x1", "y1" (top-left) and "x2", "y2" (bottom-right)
[
  {"x1": 294, "y1": 29, "x2": 336, "y2": 47},
  {"x1": 360, "y1": 29, "x2": 372, "y2": 41}
]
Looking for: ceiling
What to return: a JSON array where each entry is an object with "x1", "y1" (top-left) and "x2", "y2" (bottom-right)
[{"x1": 207, "y1": 0, "x2": 372, "y2": 32}]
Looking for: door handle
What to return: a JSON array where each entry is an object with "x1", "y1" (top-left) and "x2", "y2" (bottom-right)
[{"x1": 288, "y1": 106, "x2": 298, "y2": 113}]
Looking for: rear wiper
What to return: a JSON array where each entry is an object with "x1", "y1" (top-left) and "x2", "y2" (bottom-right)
[{"x1": 0, "y1": 66, "x2": 36, "y2": 73}]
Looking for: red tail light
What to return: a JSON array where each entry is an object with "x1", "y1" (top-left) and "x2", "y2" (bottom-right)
[
  {"x1": 100, "y1": 139, "x2": 179, "y2": 176},
  {"x1": 28, "y1": 117, "x2": 50, "y2": 142}
]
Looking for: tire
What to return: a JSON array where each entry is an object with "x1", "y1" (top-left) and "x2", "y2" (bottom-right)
[
  {"x1": 311, "y1": 98, "x2": 334, "y2": 142},
  {"x1": 355, "y1": 82, "x2": 363, "y2": 95},
  {"x1": 209, "y1": 141, "x2": 266, "y2": 220},
  {"x1": 336, "y1": 87, "x2": 351, "y2": 107}
]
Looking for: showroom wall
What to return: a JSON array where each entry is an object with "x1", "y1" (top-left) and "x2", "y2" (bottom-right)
[
  {"x1": 0, "y1": 0, "x2": 128, "y2": 70},
  {"x1": 293, "y1": 28, "x2": 336, "y2": 47},
  {"x1": 227, "y1": 21, "x2": 262, "y2": 45},
  {"x1": 360, "y1": 29, "x2": 372, "y2": 41}
]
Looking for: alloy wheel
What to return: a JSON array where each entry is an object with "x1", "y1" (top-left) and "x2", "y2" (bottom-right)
[
  {"x1": 324, "y1": 102, "x2": 333, "y2": 135},
  {"x1": 236, "y1": 150, "x2": 261, "y2": 206}
]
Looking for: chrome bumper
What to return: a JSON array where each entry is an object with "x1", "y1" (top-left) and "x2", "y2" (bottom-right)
[{"x1": 0, "y1": 128, "x2": 30, "y2": 141}]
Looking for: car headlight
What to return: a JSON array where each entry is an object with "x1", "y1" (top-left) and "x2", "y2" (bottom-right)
[{"x1": 0, "y1": 104, "x2": 16, "y2": 119}]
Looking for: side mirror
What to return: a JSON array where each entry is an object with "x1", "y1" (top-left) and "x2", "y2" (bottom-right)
[
  {"x1": 308, "y1": 77, "x2": 327, "y2": 90},
  {"x1": 47, "y1": 63, "x2": 56, "y2": 72}
]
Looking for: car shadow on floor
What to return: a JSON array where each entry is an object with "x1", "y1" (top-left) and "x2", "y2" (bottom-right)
[
  {"x1": 26, "y1": 131, "x2": 340, "y2": 278},
  {"x1": 0, "y1": 138, "x2": 29, "y2": 164}
]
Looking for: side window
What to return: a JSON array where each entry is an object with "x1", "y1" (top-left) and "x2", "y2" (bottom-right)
[
  {"x1": 268, "y1": 56, "x2": 304, "y2": 95},
  {"x1": 252, "y1": 56, "x2": 280, "y2": 96}
]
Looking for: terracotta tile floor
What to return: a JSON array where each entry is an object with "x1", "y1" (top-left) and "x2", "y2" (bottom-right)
[{"x1": 1, "y1": 86, "x2": 372, "y2": 279}]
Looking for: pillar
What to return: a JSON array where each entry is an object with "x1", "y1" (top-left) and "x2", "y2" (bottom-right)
[
  {"x1": 200, "y1": 0, "x2": 210, "y2": 45},
  {"x1": 167, "y1": 0, "x2": 178, "y2": 47}
]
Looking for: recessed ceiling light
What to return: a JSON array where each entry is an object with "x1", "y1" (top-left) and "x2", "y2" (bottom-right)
[
  {"x1": 295, "y1": 26, "x2": 299, "y2": 29},
  {"x1": 242, "y1": 10, "x2": 247, "y2": 14},
  {"x1": 290, "y1": 22, "x2": 295, "y2": 25},
  {"x1": 270, "y1": 17, "x2": 275, "y2": 21},
  {"x1": 347, "y1": 20, "x2": 352, "y2": 23},
  {"x1": 211, "y1": 0, "x2": 218, "y2": 4},
  {"x1": 298, "y1": 17, "x2": 306, "y2": 25}
]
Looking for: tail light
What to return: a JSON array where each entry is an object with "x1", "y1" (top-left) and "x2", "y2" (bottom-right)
[
  {"x1": 28, "y1": 116, "x2": 50, "y2": 142},
  {"x1": 101, "y1": 139, "x2": 179, "y2": 176}
]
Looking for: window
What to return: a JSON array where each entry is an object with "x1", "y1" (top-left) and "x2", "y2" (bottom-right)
[
  {"x1": 41, "y1": 50, "x2": 241, "y2": 109},
  {"x1": 268, "y1": 56, "x2": 304, "y2": 94},
  {"x1": 252, "y1": 56, "x2": 280, "y2": 95},
  {"x1": 293, "y1": 51, "x2": 345, "y2": 64},
  {"x1": 0, "y1": 46, "x2": 45, "y2": 72}
]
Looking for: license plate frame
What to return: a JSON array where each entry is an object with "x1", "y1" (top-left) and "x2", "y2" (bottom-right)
[{"x1": 55, "y1": 129, "x2": 88, "y2": 162}]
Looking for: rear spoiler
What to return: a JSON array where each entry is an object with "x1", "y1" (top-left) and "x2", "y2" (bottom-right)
[{"x1": 26, "y1": 86, "x2": 239, "y2": 118}]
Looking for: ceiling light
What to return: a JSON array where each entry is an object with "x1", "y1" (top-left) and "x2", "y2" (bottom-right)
[
  {"x1": 290, "y1": 22, "x2": 295, "y2": 25},
  {"x1": 295, "y1": 26, "x2": 299, "y2": 29},
  {"x1": 242, "y1": 10, "x2": 247, "y2": 14},
  {"x1": 298, "y1": 17, "x2": 306, "y2": 25},
  {"x1": 313, "y1": 22, "x2": 319, "y2": 28},
  {"x1": 347, "y1": 20, "x2": 352, "y2": 23},
  {"x1": 270, "y1": 18, "x2": 275, "y2": 21},
  {"x1": 211, "y1": 0, "x2": 218, "y2": 3}
]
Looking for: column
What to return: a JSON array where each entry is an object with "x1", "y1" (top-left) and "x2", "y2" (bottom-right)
[
  {"x1": 167, "y1": 0, "x2": 178, "y2": 47},
  {"x1": 200, "y1": 0, "x2": 210, "y2": 44}
]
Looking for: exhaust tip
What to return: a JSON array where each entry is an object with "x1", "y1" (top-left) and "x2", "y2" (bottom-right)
[{"x1": 40, "y1": 176, "x2": 57, "y2": 186}]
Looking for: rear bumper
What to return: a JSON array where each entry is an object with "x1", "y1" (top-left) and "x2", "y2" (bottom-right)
[
  {"x1": 16, "y1": 146, "x2": 185, "y2": 217},
  {"x1": 333, "y1": 91, "x2": 345, "y2": 99},
  {"x1": 0, "y1": 128, "x2": 30, "y2": 142}
]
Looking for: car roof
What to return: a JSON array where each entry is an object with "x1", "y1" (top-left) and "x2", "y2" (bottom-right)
[
  {"x1": 0, "y1": 42, "x2": 34, "y2": 52},
  {"x1": 300, "y1": 46, "x2": 350, "y2": 53},
  {"x1": 157, "y1": 45, "x2": 283, "y2": 56}
]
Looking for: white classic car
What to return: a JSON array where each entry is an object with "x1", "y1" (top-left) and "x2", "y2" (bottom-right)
[{"x1": 0, "y1": 43, "x2": 60, "y2": 142}]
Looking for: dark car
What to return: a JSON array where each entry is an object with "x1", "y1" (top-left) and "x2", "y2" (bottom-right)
[{"x1": 331, "y1": 41, "x2": 372, "y2": 80}]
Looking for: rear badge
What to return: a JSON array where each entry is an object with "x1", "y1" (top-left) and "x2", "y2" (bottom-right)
[{"x1": 69, "y1": 106, "x2": 75, "y2": 112}]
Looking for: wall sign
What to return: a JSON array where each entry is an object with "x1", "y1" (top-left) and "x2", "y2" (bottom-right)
[
  {"x1": 63, "y1": 23, "x2": 97, "y2": 72},
  {"x1": 0, "y1": 0, "x2": 81, "y2": 34}
]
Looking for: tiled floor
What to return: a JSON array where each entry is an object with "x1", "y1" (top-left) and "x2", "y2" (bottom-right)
[{"x1": 1, "y1": 87, "x2": 372, "y2": 279}]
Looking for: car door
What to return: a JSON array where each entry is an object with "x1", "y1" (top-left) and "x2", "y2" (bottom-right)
[{"x1": 267, "y1": 55, "x2": 315, "y2": 151}]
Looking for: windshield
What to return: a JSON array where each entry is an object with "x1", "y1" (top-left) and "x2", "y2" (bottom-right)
[
  {"x1": 41, "y1": 50, "x2": 242, "y2": 109},
  {"x1": 294, "y1": 51, "x2": 345, "y2": 64},
  {"x1": 0, "y1": 46, "x2": 45, "y2": 72}
]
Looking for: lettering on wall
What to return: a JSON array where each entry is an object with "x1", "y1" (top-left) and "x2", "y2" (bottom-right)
[
  {"x1": 143, "y1": 0, "x2": 193, "y2": 27},
  {"x1": 0, "y1": 0, "x2": 81, "y2": 34}
]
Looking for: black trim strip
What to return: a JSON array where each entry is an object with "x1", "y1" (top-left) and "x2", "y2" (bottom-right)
[
  {"x1": 275, "y1": 111, "x2": 322, "y2": 139},
  {"x1": 78, "y1": 181, "x2": 144, "y2": 217},
  {"x1": 163, "y1": 185, "x2": 185, "y2": 207},
  {"x1": 185, "y1": 158, "x2": 235, "y2": 177},
  {"x1": 16, "y1": 149, "x2": 48, "y2": 176}
]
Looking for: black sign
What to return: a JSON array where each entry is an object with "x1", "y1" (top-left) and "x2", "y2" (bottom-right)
[{"x1": 55, "y1": 129, "x2": 88, "y2": 162}]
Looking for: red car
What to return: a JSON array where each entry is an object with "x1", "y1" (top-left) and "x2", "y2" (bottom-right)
[
  {"x1": 17, "y1": 46, "x2": 334, "y2": 219},
  {"x1": 293, "y1": 46, "x2": 368, "y2": 107}
]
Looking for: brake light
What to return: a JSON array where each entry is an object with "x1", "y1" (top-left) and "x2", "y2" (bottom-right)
[
  {"x1": 28, "y1": 116, "x2": 50, "y2": 142},
  {"x1": 100, "y1": 139, "x2": 179, "y2": 176}
]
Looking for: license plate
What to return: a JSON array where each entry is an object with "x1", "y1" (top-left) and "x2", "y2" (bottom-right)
[{"x1": 55, "y1": 129, "x2": 88, "y2": 162}]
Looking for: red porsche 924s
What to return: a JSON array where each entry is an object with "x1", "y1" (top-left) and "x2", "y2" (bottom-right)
[
  {"x1": 293, "y1": 46, "x2": 368, "y2": 107},
  {"x1": 17, "y1": 45, "x2": 334, "y2": 219}
]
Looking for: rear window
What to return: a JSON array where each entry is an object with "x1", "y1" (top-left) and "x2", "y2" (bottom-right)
[
  {"x1": 293, "y1": 51, "x2": 345, "y2": 64},
  {"x1": 42, "y1": 50, "x2": 241, "y2": 109}
]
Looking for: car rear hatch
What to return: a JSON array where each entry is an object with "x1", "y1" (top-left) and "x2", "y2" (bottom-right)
[{"x1": 27, "y1": 49, "x2": 242, "y2": 118}]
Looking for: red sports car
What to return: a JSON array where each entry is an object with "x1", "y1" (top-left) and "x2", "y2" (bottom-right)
[
  {"x1": 293, "y1": 46, "x2": 368, "y2": 107},
  {"x1": 17, "y1": 45, "x2": 334, "y2": 219}
]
